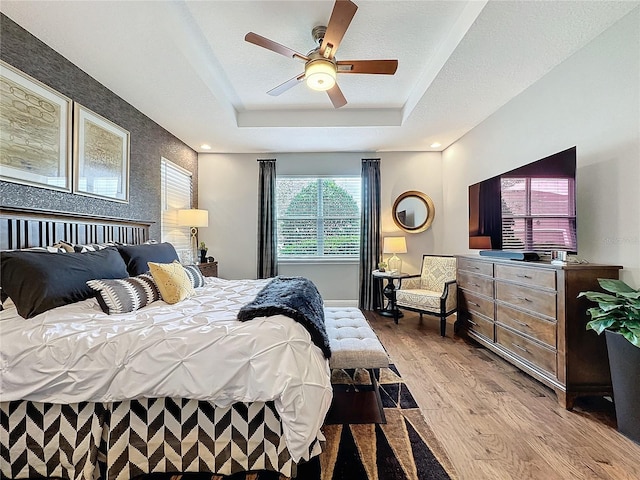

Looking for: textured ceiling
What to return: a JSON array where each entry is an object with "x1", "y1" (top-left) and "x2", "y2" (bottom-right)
[{"x1": 1, "y1": 0, "x2": 637, "y2": 153}]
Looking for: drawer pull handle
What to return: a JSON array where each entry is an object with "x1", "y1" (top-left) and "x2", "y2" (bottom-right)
[
  {"x1": 470, "y1": 302, "x2": 481, "y2": 307},
  {"x1": 517, "y1": 296, "x2": 533, "y2": 303},
  {"x1": 472, "y1": 283, "x2": 480, "y2": 287},
  {"x1": 513, "y1": 319, "x2": 529, "y2": 328},
  {"x1": 512, "y1": 342, "x2": 529, "y2": 353},
  {"x1": 516, "y1": 274, "x2": 532, "y2": 279}
]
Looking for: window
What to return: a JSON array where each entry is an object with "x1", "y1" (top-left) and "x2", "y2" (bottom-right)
[
  {"x1": 501, "y1": 177, "x2": 577, "y2": 251},
  {"x1": 160, "y1": 158, "x2": 192, "y2": 260},
  {"x1": 276, "y1": 176, "x2": 361, "y2": 259}
]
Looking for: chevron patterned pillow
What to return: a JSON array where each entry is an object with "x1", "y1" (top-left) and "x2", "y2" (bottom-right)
[
  {"x1": 87, "y1": 273, "x2": 160, "y2": 314},
  {"x1": 183, "y1": 264, "x2": 205, "y2": 288}
]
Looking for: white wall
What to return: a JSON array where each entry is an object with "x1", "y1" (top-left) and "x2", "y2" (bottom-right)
[
  {"x1": 379, "y1": 152, "x2": 443, "y2": 274},
  {"x1": 198, "y1": 151, "x2": 446, "y2": 303},
  {"x1": 198, "y1": 153, "x2": 259, "y2": 281},
  {"x1": 442, "y1": 8, "x2": 640, "y2": 286}
]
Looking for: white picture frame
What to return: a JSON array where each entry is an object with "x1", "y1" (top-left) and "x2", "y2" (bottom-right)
[
  {"x1": 0, "y1": 60, "x2": 72, "y2": 192},
  {"x1": 73, "y1": 102, "x2": 130, "y2": 203}
]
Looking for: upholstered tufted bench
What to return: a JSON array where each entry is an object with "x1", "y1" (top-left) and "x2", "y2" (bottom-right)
[
  {"x1": 324, "y1": 307, "x2": 389, "y2": 424},
  {"x1": 324, "y1": 307, "x2": 389, "y2": 369}
]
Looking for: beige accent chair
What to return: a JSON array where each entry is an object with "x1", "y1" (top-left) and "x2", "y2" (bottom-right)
[{"x1": 395, "y1": 255, "x2": 457, "y2": 336}]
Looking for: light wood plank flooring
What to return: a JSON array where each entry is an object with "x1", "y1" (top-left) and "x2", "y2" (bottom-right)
[{"x1": 365, "y1": 310, "x2": 640, "y2": 480}]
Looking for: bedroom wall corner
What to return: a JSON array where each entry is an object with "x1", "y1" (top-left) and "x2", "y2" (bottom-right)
[{"x1": 0, "y1": 14, "x2": 197, "y2": 240}]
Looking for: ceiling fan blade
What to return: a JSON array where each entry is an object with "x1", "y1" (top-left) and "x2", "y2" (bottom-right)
[
  {"x1": 320, "y1": 0, "x2": 358, "y2": 59},
  {"x1": 327, "y1": 83, "x2": 347, "y2": 108},
  {"x1": 245, "y1": 32, "x2": 309, "y2": 61},
  {"x1": 337, "y1": 60, "x2": 398, "y2": 75},
  {"x1": 267, "y1": 73, "x2": 306, "y2": 96}
]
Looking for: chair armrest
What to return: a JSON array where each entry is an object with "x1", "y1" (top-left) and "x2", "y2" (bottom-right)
[
  {"x1": 442, "y1": 280, "x2": 457, "y2": 313},
  {"x1": 440, "y1": 279, "x2": 457, "y2": 299}
]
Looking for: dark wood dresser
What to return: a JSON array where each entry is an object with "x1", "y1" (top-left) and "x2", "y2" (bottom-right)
[
  {"x1": 456, "y1": 255, "x2": 622, "y2": 409},
  {"x1": 197, "y1": 261, "x2": 218, "y2": 277}
]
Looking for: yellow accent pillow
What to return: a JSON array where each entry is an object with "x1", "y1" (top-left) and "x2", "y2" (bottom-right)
[{"x1": 148, "y1": 261, "x2": 195, "y2": 304}]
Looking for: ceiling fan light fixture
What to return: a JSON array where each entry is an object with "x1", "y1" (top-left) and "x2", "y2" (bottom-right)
[{"x1": 305, "y1": 59, "x2": 336, "y2": 91}]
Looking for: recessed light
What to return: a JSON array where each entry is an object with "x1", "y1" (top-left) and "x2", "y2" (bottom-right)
[
  {"x1": 200, "y1": 144, "x2": 212, "y2": 150},
  {"x1": 430, "y1": 142, "x2": 441, "y2": 148}
]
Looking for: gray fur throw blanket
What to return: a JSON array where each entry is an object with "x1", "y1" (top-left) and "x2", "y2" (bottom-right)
[{"x1": 237, "y1": 276, "x2": 331, "y2": 359}]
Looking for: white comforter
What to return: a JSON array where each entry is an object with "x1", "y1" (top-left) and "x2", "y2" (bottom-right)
[{"x1": 0, "y1": 277, "x2": 332, "y2": 461}]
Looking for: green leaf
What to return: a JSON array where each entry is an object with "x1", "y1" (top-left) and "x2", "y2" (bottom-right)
[
  {"x1": 618, "y1": 290, "x2": 640, "y2": 299},
  {"x1": 598, "y1": 278, "x2": 637, "y2": 295},
  {"x1": 586, "y1": 318, "x2": 616, "y2": 334},
  {"x1": 598, "y1": 303, "x2": 624, "y2": 312},
  {"x1": 586, "y1": 307, "x2": 618, "y2": 321},
  {"x1": 581, "y1": 280, "x2": 640, "y2": 347},
  {"x1": 579, "y1": 291, "x2": 621, "y2": 304},
  {"x1": 620, "y1": 328, "x2": 640, "y2": 348}
]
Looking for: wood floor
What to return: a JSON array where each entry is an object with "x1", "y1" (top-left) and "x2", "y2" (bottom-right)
[{"x1": 364, "y1": 310, "x2": 640, "y2": 480}]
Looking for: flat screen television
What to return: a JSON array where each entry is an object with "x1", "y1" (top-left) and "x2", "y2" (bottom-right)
[{"x1": 468, "y1": 146, "x2": 577, "y2": 255}]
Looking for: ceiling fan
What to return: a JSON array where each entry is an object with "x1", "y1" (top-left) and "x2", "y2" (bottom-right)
[{"x1": 244, "y1": 0, "x2": 398, "y2": 108}]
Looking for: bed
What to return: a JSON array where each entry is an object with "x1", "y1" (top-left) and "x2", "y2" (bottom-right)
[{"x1": 0, "y1": 207, "x2": 332, "y2": 480}]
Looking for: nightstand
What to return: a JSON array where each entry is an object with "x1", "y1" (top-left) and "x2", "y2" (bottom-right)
[
  {"x1": 197, "y1": 261, "x2": 218, "y2": 277},
  {"x1": 372, "y1": 270, "x2": 412, "y2": 324}
]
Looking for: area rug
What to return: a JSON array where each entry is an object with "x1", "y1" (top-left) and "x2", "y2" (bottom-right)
[{"x1": 144, "y1": 365, "x2": 455, "y2": 480}]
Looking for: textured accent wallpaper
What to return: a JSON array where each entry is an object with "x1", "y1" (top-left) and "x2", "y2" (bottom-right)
[{"x1": 0, "y1": 14, "x2": 197, "y2": 240}]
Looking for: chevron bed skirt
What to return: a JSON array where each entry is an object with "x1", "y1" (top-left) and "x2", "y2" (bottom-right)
[{"x1": 1, "y1": 398, "x2": 320, "y2": 480}]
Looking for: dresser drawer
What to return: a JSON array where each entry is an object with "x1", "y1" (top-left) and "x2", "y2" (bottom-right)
[
  {"x1": 496, "y1": 303, "x2": 556, "y2": 348},
  {"x1": 496, "y1": 325, "x2": 556, "y2": 376},
  {"x1": 495, "y1": 282, "x2": 556, "y2": 318},
  {"x1": 458, "y1": 271, "x2": 494, "y2": 297},
  {"x1": 458, "y1": 257, "x2": 493, "y2": 276},
  {"x1": 459, "y1": 290, "x2": 494, "y2": 319},
  {"x1": 466, "y1": 311, "x2": 495, "y2": 341},
  {"x1": 495, "y1": 264, "x2": 555, "y2": 290}
]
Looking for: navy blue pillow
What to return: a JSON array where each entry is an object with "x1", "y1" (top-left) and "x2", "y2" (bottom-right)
[
  {"x1": 116, "y1": 242, "x2": 179, "y2": 276},
  {"x1": 0, "y1": 247, "x2": 129, "y2": 318}
]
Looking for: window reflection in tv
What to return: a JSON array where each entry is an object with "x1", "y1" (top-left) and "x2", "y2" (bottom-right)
[{"x1": 469, "y1": 147, "x2": 577, "y2": 254}]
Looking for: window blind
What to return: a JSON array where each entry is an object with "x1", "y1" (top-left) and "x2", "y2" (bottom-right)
[
  {"x1": 276, "y1": 177, "x2": 361, "y2": 259},
  {"x1": 501, "y1": 177, "x2": 577, "y2": 251},
  {"x1": 160, "y1": 158, "x2": 192, "y2": 261}
]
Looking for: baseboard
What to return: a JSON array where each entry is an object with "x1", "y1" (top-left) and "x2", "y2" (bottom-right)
[{"x1": 324, "y1": 299, "x2": 358, "y2": 308}]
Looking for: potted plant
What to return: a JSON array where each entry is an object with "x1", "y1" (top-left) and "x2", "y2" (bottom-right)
[
  {"x1": 378, "y1": 261, "x2": 387, "y2": 272},
  {"x1": 199, "y1": 241, "x2": 208, "y2": 264},
  {"x1": 579, "y1": 278, "x2": 640, "y2": 444}
]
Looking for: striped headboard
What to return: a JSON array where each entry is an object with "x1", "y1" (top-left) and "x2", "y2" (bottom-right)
[{"x1": 0, "y1": 207, "x2": 152, "y2": 250}]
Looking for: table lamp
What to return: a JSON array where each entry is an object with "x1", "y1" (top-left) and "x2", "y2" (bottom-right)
[
  {"x1": 383, "y1": 236, "x2": 407, "y2": 274},
  {"x1": 178, "y1": 208, "x2": 208, "y2": 263}
]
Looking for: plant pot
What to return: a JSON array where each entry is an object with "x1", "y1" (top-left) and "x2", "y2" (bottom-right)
[
  {"x1": 605, "y1": 330, "x2": 640, "y2": 444},
  {"x1": 199, "y1": 250, "x2": 208, "y2": 264}
]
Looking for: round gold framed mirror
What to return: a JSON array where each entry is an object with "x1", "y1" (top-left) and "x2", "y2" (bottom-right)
[{"x1": 392, "y1": 191, "x2": 435, "y2": 233}]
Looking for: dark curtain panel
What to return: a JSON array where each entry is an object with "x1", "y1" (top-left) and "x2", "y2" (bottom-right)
[
  {"x1": 257, "y1": 159, "x2": 277, "y2": 279},
  {"x1": 359, "y1": 158, "x2": 383, "y2": 310}
]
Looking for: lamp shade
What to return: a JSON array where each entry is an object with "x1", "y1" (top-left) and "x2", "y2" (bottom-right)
[
  {"x1": 383, "y1": 236, "x2": 407, "y2": 254},
  {"x1": 305, "y1": 59, "x2": 337, "y2": 91},
  {"x1": 178, "y1": 209, "x2": 209, "y2": 227}
]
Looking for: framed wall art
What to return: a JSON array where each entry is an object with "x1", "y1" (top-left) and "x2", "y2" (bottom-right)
[
  {"x1": 0, "y1": 60, "x2": 72, "y2": 192},
  {"x1": 73, "y1": 103, "x2": 130, "y2": 203}
]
